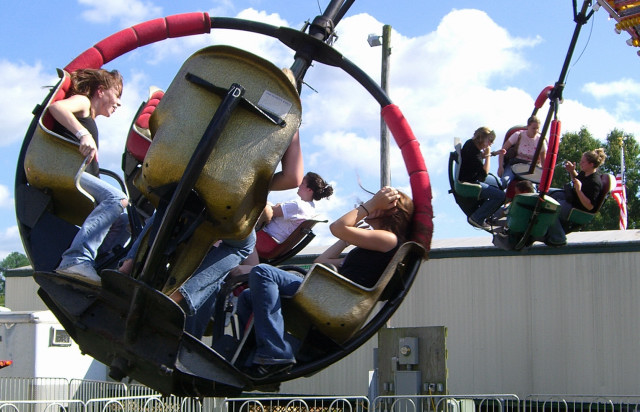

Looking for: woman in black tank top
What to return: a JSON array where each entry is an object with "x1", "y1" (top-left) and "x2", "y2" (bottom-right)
[
  {"x1": 51, "y1": 69, "x2": 128, "y2": 286},
  {"x1": 236, "y1": 186, "x2": 418, "y2": 378}
]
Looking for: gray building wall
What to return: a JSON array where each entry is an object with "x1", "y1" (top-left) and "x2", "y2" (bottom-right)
[
  {"x1": 280, "y1": 230, "x2": 640, "y2": 397},
  {"x1": 6, "y1": 230, "x2": 640, "y2": 397},
  {"x1": 4, "y1": 266, "x2": 47, "y2": 312}
]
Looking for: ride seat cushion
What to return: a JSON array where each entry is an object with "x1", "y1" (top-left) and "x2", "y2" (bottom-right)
[
  {"x1": 127, "y1": 90, "x2": 165, "y2": 162},
  {"x1": 255, "y1": 230, "x2": 279, "y2": 256},
  {"x1": 42, "y1": 74, "x2": 72, "y2": 130}
]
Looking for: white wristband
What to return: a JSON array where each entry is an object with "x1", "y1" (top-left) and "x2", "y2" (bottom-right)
[{"x1": 75, "y1": 129, "x2": 90, "y2": 139}]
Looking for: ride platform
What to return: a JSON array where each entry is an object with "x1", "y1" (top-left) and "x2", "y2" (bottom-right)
[{"x1": 33, "y1": 270, "x2": 249, "y2": 397}]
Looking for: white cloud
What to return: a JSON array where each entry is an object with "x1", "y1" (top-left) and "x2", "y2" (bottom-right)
[
  {"x1": 560, "y1": 98, "x2": 640, "y2": 140},
  {"x1": 78, "y1": 0, "x2": 163, "y2": 28},
  {"x1": 138, "y1": 8, "x2": 295, "y2": 76},
  {"x1": 0, "y1": 185, "x2": 14, "y2": 209},
  {"x1": 208, "y1": 0, "x2": 236, "y2": 17},
  {"x1": 0, "y1": 226, "x2": 25, "y2": 261},
  {"x1": 292, "y1": 10, "x2": 545, "y2": 188},
  {"x1": 583, "y1": 78, "x2": 640, "y2": 99},
  {"x1": 0, "y1": 60, "x2": 56, "y2": 147}
]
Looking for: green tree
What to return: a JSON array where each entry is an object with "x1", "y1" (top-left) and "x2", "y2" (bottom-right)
[
  {"x1": 551, "y1": 127, "x2": 639, "y2": 231},
  {"x1": 550, "y1": 127, "x2": 601, "y2": 188},
  {"x1": 597, "y1": 130, "x2": 640, "y2": 230},
  {"x1": 0, "y1": 252, "x2": 30, "y2": 307}
]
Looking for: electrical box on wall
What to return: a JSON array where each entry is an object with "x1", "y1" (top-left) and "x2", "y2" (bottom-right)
[
  {"x1": 377, "y1": 326, "x2": 447, "y2": 396},
  {"x1": 398, "y1": 336, "x2": 419, "y2": 365}
]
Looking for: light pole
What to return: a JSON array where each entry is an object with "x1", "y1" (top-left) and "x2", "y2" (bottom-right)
[{"x1": 368, "y1": 24, "x2": 392, "y2": 188}]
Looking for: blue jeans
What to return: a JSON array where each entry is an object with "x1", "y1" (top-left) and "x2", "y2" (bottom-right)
[
  {"x1": 178, "y1": 230, "x2": 255, "y2": 314},
  {"x1": 124, "y1": 211, "x2": 256, "y2": 338},
  {"x1": 470, "y1": 178, "x2": 505, "y2": 224},
  {"x1": 98, "y1": 212, "x2": 130, "y2": 256},
  {"x1": 545, "y1": 190, "x2": 571, "y2": 245},
  {"x1": 236, "y1": 264, "x2": 301, "y2": 364},
  {"x1": 180, "y1": 230, "x2": 255, "y2": 338},
  {"x1": 58, "y1": 172, "x2": 127, "y2": 269},
  {"x1": 501, "y1": 164, "x2": 515, "y2": 187},
  {"x1": 124, "y1": 212, "x2": 156, "y2": 262}
]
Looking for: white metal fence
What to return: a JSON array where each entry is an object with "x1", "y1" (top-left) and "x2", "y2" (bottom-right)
[
  {"x1": 2, "y1": 378, "x2": 640, "y2": 412},
  {"x1": 373, "y1": 394, "x2": 519, "y2": 412},
  {"x1": 524, "y1": 395, "x2": 640, "y2": 412},
  {"x1": 223, "y1": 395, "x2": 368, "y2": 412}
]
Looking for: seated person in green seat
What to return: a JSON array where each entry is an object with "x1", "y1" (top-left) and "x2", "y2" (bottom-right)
[
  {"x1": 545, "y1": 148, "x2": 607, "y2": 246},
  {"x1": 495, "y1": 180, "x2": 535, "y2": 220},
  {"x1": 459, "y1": 127, "x2": 506, "y2": 229}
]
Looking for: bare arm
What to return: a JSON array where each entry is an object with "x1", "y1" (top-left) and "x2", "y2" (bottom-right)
[
  {"x1": 314, "y1": 239, "x2": 349, "y2": 267},
  {"x1": 538, "y1": 146, "x2": 547, "y2": 166},
  {"x1": 270, "y1": 130, "x2": 303, "y2": 191},
  {"x1": 49, "y1": 95, "x2": 98, "y2": 162},
  {"x1": 497, "y1": 139, "x2": 513, "y2": 176},
  {"x1": 329, "y1": 187, "x2": 399, "y2": 252},
  {"x1": 270, "y1": 203, "x2": 284, "y2": 218},
  {"x1": 482, "y1": 147, "x2": 491, "y2": 175}
]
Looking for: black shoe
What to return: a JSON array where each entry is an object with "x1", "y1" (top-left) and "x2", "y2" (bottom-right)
[
  {"x1": 544, "y1": 239, "x2": 567, "y2": 248},
  {"x1": 243, "y1": 362, "x2": 294, "y2": 380},
  {"x1": 485, "y1": 215, "x2": 504, "y2": 226},
  {"x1": 467, "y1": 216, "x2": 490, "y2": 230}
]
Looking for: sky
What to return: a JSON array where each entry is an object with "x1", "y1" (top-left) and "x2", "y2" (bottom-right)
[{"x1": 1, "y1": 0, "x2": 639, "y2": 260}]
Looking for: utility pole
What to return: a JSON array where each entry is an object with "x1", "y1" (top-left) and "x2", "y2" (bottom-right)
[
  {"x1": 368, "y1": 24, "x2": 392, "y2": 188},
  {"x1": 380, "y1": 24, "x2": 392, "y2": 188}
]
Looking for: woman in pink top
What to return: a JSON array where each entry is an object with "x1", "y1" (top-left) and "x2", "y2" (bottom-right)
[{"x1": 498, "y1": 115, "x2": 547, "y2": 186}]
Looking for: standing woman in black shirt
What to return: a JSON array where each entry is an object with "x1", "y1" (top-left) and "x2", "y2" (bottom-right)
[{"x1": 459, "y1": 127, "x2": 506, "y2": 229}]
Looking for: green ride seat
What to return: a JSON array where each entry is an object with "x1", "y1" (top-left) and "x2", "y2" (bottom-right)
[
  {"x1": 452, "y1": 140, "x2": 482, "y2": 199},
  {"x1": 565, "y1": 173, "x2": 616, "y2": 230},
  {"x1": 507, "y1": 193, "x2": 560, "y2": 238}
]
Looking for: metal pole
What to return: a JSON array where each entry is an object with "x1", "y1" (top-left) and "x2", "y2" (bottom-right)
[{"x1": 380, "y1": 24, "x2": 392, "y2": 188}]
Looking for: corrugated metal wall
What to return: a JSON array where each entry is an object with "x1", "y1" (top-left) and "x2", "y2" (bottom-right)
[
  {"x1": 7, "y1": 236, "x2": 639, "y2": 397},
  {"x1": 282, "y1": 241, "x2": 640, "y2": 397},
  {"x1": 5, "y1": 271, "x2": 47, "y2": 312}
]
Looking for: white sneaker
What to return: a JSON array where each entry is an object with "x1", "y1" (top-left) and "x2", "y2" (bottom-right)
[{"x1": 56, "y1": 263, "x2": 101, "y2": 286}]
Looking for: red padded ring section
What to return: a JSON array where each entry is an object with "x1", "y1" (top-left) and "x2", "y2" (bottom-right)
[
  {"x1": 65, "y1": 12, "x2": 211, "y2": 72},
  {"x1": 381, "y1": 104, "x2": 433, "y2": 251}
]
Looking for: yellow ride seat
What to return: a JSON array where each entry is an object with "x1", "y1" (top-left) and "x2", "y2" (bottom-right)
[
  {"x1": 137, "y1": 45, "x2": 302, "y2": 240},
  {"x1": 288, "y1": 242, "x2": 425, "y2": 344},
  {"x1": 24, "y1": 69, "x2": 95, "y2": 227},
  {"x1": 131, "y1": 45, "x2": 302, "y2": 293}
]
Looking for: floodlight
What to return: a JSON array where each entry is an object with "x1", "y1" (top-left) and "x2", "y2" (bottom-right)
[{"x1": 367, "y1": 33, "x2": 382, "y2": 47}]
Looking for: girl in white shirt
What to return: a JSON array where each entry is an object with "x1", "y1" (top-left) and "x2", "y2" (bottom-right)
[{"x1": 247, "y1": 172, "x2": 333, "y2": 264}]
